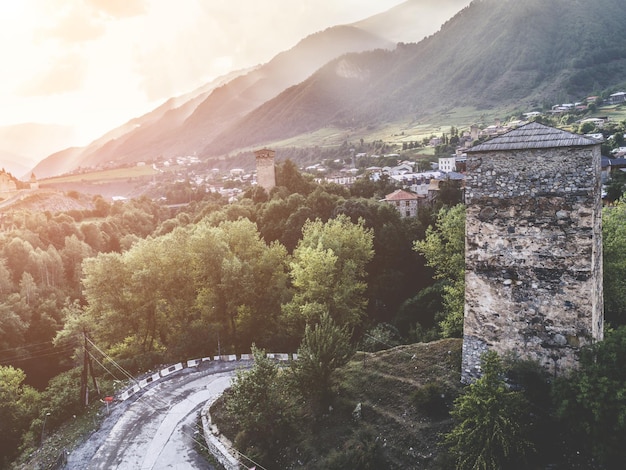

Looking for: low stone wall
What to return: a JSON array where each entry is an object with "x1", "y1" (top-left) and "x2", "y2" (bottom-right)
[{"x1": 201, "y1": 397, "x2": 241, "y2": 470}]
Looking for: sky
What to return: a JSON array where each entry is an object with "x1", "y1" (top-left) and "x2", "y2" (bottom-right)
[{"x1": 0, "y1": 0, "x2": 405, "y2": 147}]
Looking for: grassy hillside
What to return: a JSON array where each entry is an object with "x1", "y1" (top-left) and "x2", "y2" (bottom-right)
[
  {"x1": 212, "y1": 338, "x2": 463, "y2": 469},
  {"x1": 204, "y1": 0, "x2": 626, "y2": 157}
]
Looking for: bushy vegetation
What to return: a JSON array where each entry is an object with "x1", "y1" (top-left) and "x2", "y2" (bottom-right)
[
  {"x1": 5, "y1": 150, "x2": 626, "y2": 468},
  {"x1": 444, "y1": 352, "x2": 535, "y2": 470},
  {"x1": 0, "y1": 160, "x2": 446, "y2": 467}
]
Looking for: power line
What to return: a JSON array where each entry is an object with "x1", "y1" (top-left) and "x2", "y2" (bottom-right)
[
  {"x1": 0, "y1": 343, "x2": 77, "y2": 365},
  {"x1": 85, "y1": 337, "x2": 136, "y2": 383},
  {"x1": 87, "y1": 350, "x2": 124, "y2": 383},
  {"x1": 0, "y1": 339, "x2": 66, "y2": 354}
]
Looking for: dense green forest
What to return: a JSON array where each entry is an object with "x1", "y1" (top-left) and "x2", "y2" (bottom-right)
[
  {"x1": 3, "y1": 156, "x2": 626, "y2": 468},
  {"x1": 0, "y1": 161, "x2": 444, "y2": 467}
]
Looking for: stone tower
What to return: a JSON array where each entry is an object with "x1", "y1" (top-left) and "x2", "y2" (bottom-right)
[
  {"x1": 255, "y1": 148, "x2": 276, "y2": 192},
  {"x1": 462, "y1": 122, "x2": 603, "y2": 382}
]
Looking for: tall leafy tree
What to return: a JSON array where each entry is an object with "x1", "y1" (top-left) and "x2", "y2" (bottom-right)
[
  {"x1": 413, "y1": 204, "x2": 465, "y2": 337},
  {"x1": 554, "y1": 326, "x2": 626, "y2": 467},
  {"x1": 79, "y1": 218, "x2": 292, "y2": 362},
  {"x1": 210, "y1": 219, "x2": 290, "y2": 352},
  {"x1": 284, "y1": 215, "x2": 374, "y2": 333},
  {"x1": 275, "y1": 159, "x2": 315, "y2": 196},
  {"x1": 0, "y1": 366, "x2": 41, "y2": 466},
  {"x1": 602, "y1": 200, "x2": 626, "y2": 325},
  {"x1": 291, "y1": 312, "x2": 353, "y2": 409},
  {"x1": 225, "y1": 346, "x2": 294, "y2": 464}
]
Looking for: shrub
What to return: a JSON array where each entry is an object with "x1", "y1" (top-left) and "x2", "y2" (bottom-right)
[
  {"x1": 360, "y1": 323, "x2": 402, "y2": 352},
  {"x1": 321, "y1": 427, "x2": 383, "y2": 470},
  {"x1": 443, "y1": 351, "x2": 535, "y2": 470},
  {"x1": 413, "y1": 381, "x2": 451, "y2": 418}
]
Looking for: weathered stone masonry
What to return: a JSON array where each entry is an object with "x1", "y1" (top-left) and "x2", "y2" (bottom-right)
[
  {"x1": 462, "y1": 123, "x2": 604, "y2": 382},
  {"x1": 255, "y1": 148, "x2": 276, "y2": 192}
]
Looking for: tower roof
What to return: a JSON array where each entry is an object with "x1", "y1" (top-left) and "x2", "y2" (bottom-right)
[
  {"x1": 254, "y1": 148, "x2": 275, "y2": 157},
  {"x1": 468, "y1": 122, "x2": 599, "y2": 153}
]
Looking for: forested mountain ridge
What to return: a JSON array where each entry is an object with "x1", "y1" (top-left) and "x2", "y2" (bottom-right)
[
  {"x1": 27, "y1": 0, "x2": 626, "y2": 176},
  {"x1": 201, "y1": 0, "x2": 626, "y2": 156}
]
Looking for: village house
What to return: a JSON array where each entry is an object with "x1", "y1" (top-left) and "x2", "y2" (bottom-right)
[
  {"x1": 438, "y1": 156, "x2": 456, "y2": 173},
  {"x1": 381, "y1": 189, "x2": 422, "y2": 218},
  {"x1": 608, "y1": 91, "x2": 626, "y2": 104}
]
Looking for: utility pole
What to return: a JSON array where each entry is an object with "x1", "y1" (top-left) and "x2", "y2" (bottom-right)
[
  {"x1": 81, "y1": 332, "x2": 89, "y2": 407},
  {"x1": 88, "y1": 347, "x2": 100, "y2": 397},
  {"x1": 80, "y1": 331, "x2": 100, "y2": 407}
]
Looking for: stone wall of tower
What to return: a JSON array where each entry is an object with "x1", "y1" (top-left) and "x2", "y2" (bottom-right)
[
  {"x1": 462, "y1": 145, "x2": 603, "y2": 382},
  {"x1": 0, "y1": 171, "x2": 17, "y2": 192},
  {"x1": 255, "y1": 149, "x2": 276, "y2": 192}
]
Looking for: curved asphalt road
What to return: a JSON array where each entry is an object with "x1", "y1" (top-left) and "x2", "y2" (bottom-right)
[{"x1": 66, "y1": 362, "x2": 245, "y2": 470}]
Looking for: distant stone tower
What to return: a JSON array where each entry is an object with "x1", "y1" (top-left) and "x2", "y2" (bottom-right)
[
  {"x1": 462, "y1": 122, "x2": 604, "y2": 382},
  {"x1": 29, "y1": 172, "x2": 39, "y2": 190},
  {"x1": 255, "y1": 148, "x2": 276, "y2": 192}
]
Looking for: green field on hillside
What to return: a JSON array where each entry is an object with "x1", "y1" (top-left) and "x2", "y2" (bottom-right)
[{"x1": 41, "y1": 165, "x2": 159, "y2": 184}]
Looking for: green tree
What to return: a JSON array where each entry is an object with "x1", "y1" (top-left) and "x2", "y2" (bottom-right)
[
  {"x1": 225, "y1": 346, "x2": 294, "y2": 464},
  {"x1": 554, "y1": 326, "x2": 626, "y2": 467},
  {"x1": 275, "y1": 159, "x2": 314, "y2": 195},
  {"x1": 0, "y1": 366, "x2": 41, "y2": 466},
  {"x1": 60, "y1": 234, "x2": 94, "y2": 294},
  {"x1": 334, "y1": 198, "x2": 429, "y2": 325},
  {"x1": 444, "y1": 351, "x2": 534, "y2": 470},
  {"x1": 605, "y1": 180, "x2": 625, "y2": 204},
  {"x1": 284, "y1": 215, "x2": 374, "y2": 333},
  {"x1": 413, "y1": 204, "x2": 465, "y2": 337},
  {"x1": 78, "y1": 218, "x2": 290, "y2": 363},
  {"x1": 0, "y1": 258, "x2": 14, "y2": 295},
  {"x1": 603, "y1": 201, "x2": 626, "y2": 325},
  {"x1": 3, "y1": 237, "x2": 34, "y2": 284},
  {"x1": 291, "y1": 312, "x2": 354, "y2": 408},
  {"x1": 257, "y1": 193, "x2": 307, "y2": 244},
  {"x1": 349, "y1": 173, "x2": 399, "y2": 199}
]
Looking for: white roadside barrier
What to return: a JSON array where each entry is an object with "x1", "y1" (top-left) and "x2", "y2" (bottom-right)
[{"x1": 117, "y1": 352, "x2": 293, "y2": 401}]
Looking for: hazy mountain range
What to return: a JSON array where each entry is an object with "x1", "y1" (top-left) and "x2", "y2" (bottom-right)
[
  {"x1": 0, "y1": 123, "x2": 74, "y2": 177},
  {"x1": 14, "y1": 0, "x2": 626, "y2": 179},
  {"x1": 21, "y1": 0, "x2": 470, "y2": 179}
]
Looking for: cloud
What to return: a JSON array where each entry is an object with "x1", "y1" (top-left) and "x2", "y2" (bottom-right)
[
  {"x1": 86, "y1": 0, "x2": 147, "y2": 18},
  {"x1": 17, "y1": 53, "x2": 87, "y2": 96},
  {"x1": 39, "y1": 0, "x2": 147, "y2": 44},
  {"x1": 42, "y1": 4, "x2": 106, "y2": 43}
]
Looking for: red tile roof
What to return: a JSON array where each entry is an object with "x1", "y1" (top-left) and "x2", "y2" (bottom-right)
[{"x1": 384, "y1": 189, "x2": 419, "y2": 201}]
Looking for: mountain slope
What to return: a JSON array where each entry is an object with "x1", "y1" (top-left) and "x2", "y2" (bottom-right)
[
  {"x1": 31, "y1": 69, "x2": 248, "y2": 178},
  {"x1": 202, "y1": 0, "x2": 626, "y2": 156},
  {"x1": 32, "y1": 26, "x2": 393, "y2": 178},
  {"x1": 352, "y1": 0, "x2": 471, "y2": 44},
  {"x1": 162, "y1": 26, "x2": 393, "y2": 154}
]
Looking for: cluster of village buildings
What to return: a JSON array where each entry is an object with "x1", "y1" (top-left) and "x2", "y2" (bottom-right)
[
  {"x1": 167, "y1": 89, "x2": 626, "y2": 216},
  {"x1": 5, "y1": 91, "x2": 626, "y2": 211}
]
